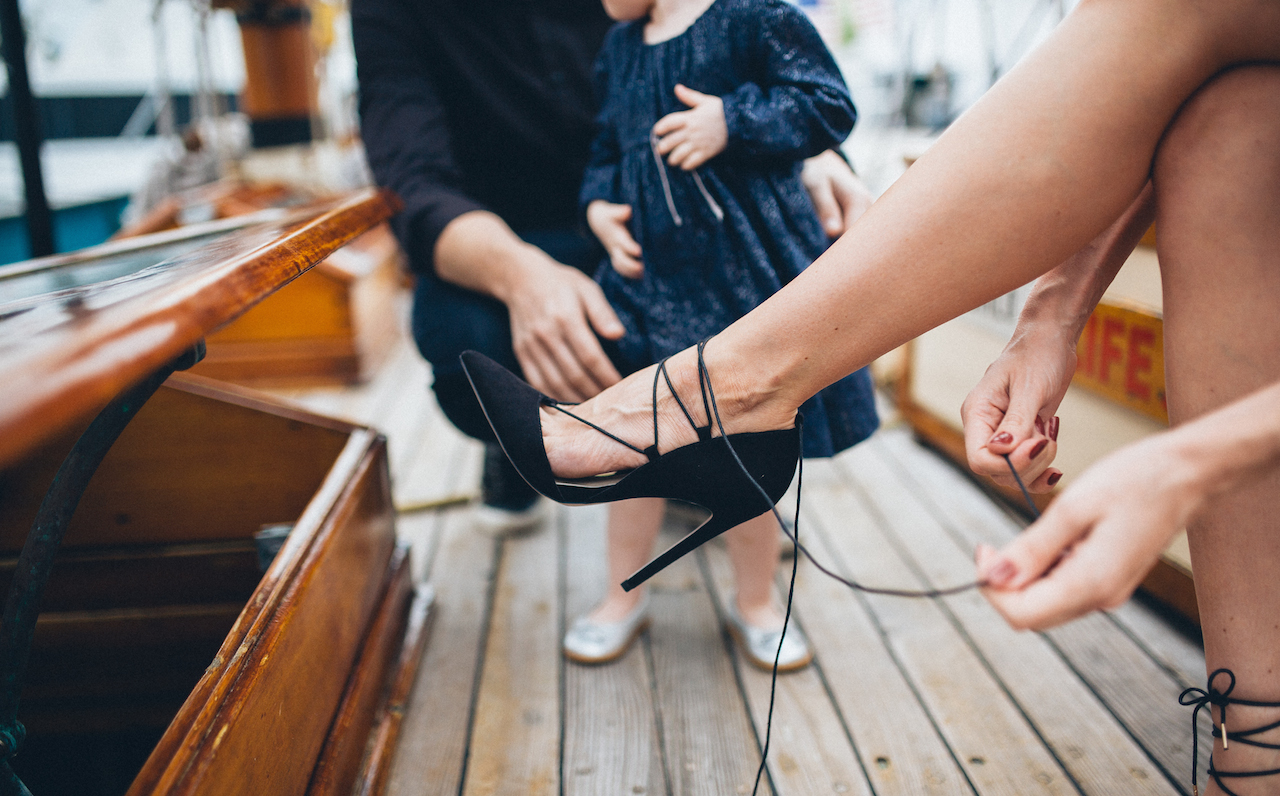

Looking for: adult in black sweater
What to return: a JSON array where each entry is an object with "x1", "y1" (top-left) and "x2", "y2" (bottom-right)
[{"x1": 352, "y1": 0, "x2": 868, "y2": 523}]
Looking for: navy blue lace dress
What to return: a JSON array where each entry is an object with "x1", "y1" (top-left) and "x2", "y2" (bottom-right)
[{"x1": 580, "y1": 0, "x2": 878, "y2": 457}]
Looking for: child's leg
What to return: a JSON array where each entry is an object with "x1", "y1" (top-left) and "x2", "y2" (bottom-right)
[
  {"x1": 587, "y1": 498, "x2": 665, "y2": 622},
  {"x1": 725, "y1": 512, "x2": 786, "y2": 628}
]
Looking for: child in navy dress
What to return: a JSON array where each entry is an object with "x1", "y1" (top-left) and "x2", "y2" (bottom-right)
[{"x1": 563, "y1": 0, "x2": 879, "y2": 670}]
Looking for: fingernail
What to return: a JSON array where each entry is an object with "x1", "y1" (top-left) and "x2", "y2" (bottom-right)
[
  {"x1": 1030, "y1": 439, "x2": 1048, "y2": 459},
  {"x1": 986, "y1": 559, "x2": 1018, "y2": 588},
  {"x1": 1049, "y1": 416, "x2": 1060, "y2": 441},
  {"x1": 990, "y1": 431, "x2": 1013, "y2": 446},
  {"x1": 1035, "y1": 416, "x2": 1045, "y2": 434},
  {"x1": 1047, "y1": 471, "x2": 1062, "y2": 487}
]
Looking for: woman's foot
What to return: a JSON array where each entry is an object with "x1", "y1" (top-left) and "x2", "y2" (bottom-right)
[{"x1": 542, "y1": 342, "x2": 797, "y2": 480}]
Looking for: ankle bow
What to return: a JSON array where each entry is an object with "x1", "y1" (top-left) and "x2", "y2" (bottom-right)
[{"x1": 1180, "y1": 668, "x2": 1280, "y2": 796}]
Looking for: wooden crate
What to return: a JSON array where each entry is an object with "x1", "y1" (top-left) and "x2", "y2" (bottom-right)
[{"x1": 0, "y1": 374, "x2": 428, "y2": 795}]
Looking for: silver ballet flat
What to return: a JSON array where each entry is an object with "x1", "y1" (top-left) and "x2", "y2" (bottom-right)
[
  {"x1": 563, "y1": 595, "x2": 650, "y2": 664},
  {"x1": 725, "y1": 601, "x2": 813, "y2": 672}
]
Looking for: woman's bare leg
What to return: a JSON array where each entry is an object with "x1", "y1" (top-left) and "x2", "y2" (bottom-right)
[
  {"x1": 587, "y1": 498, "x2": 665, "y2": 622},
  {"x1": 1155, "y1": 65, "x2": 1280, "y2": 793},
  {"x1": 544, "y1": 0, "x2": 1280, "y2": 480}
]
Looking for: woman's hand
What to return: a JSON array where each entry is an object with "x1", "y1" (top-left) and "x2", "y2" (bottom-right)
[
  {"x1": 977, "y1": 377, "x2": 1280, "y2": 630},
  {"x1": 961, "y1": 326, "x2": 1074, "y2": 493},
  {"x1": 587, "y1": 200, "x2": 643, "y2": 279},
  {"x1": 962, "y1": 184, "x2": 1155, "y2": 491},
  {"x1": 653, "y1": 84, "x2": 727, "y2": 171},
  {"x1": 976, "y1": 431, "x2": 1204, "y2": 630}
]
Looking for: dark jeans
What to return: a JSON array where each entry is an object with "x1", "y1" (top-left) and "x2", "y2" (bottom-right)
[{"x1": 411, "y1": 228, "x2": 601, "y2": 442}]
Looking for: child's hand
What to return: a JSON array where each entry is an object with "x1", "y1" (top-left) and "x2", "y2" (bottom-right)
[
  {"x1": 587, "y1": 200, "x2": 644, "y2": 279},
  {"x1": 653, "y1": 84, "x2": 727, "y2": 171}
]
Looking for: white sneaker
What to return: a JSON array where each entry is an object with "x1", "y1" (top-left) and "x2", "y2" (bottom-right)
[
  {"x1": 725, "y1": 602, "x2": 813, "y2": 672},
  {"x1": 563, "y1": 596, "x2": 650, "y2": 664},
  {"x1": 472, "y1": 497, "x2": 549, "y2": 538}
]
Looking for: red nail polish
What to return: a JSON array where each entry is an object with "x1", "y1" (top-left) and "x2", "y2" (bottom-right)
[
  {"x1": 1035, "y1": 416, "x2": 1045, "y2": 434},
  {"x1": 1049, "y1": 417, "x2": 1060, "y2": 441},
  {"x1": 987, "y1": 559, "x2": 1017, "y2": 587},
  {"x1": 1047, "y1": 471, "x2": 1062, "y2": 487},
  {"x1": 990, "y1": 431, "x2": 1013, "y2": 446},
  {"x1": 1030, "y1": 439, "x2": 1048, "y2": 459}
]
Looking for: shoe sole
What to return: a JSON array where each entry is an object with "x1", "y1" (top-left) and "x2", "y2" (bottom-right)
[
  {"x1": 726, "y1": 621, "x2": 813, "y2": 673},
  {"x1": 563, "y1": 618, "x2": 651, "y2": 665}
]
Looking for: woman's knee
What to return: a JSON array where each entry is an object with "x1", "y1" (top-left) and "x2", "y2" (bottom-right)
[{"x1": 1155, "y1": 65, "x2": 1280, "y2": 188}]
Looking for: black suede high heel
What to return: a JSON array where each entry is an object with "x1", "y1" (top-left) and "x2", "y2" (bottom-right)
[{"x1": 460, "y1": 344, "x2": 800, "y2": 591}]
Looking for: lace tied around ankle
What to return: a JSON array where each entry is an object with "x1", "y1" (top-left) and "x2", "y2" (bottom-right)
[{"x1": 1180, "y1": 668, "x2": 1280, "y2": 796}]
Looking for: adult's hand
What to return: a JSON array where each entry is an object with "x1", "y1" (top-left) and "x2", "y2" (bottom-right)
[
  {"x1": 800, "y1": 149, "x2": 873, "y2": 237},
  {"x1": 961, "y1": 326, "x2": 1069, "y2": 492},
  {"x1": 434, "y1": 210, "x2": 624, "y2": 402},
  {"x1": 962, "y1": 184, "x2": 1156, "y2": 491},
  {"x1": 976, "y1": 377, "x2": 1280, "y2": 630},
  {"x1": 505, "y1": 252, "x2": 626, "y2": 402},
  {"x1": 975, "y1": 431, "x2": 1201, "y2": 629}
]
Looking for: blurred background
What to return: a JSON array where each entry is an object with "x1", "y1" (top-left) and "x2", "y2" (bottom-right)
[{"x1": 0, "y1": 0, "x2": 1077, "y2": 263}]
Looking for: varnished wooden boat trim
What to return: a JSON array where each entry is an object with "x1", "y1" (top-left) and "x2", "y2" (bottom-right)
[
  {"x1": 351, "y1": 583, "x2": 435, "y2": 796},
  {"x1": 126, "y1": 426, "x2": 394, "y2": 795},
  {"x1": 0, "y1": 188, "x2": 399, "y2": 471},
  {"x1": 306, "y1": 551, "x2": 433, "y2": 796}
]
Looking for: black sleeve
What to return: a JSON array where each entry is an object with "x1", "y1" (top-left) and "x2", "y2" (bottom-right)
[
  {"x1": 352, "y1": 0, "x2": 485, "y2": 276},
  {"x1": 578, "y1": 31, "x2": 624, "y2": 214},
  {"x1": 720, "y1": 1, "x2": 857, "y2": 161}
]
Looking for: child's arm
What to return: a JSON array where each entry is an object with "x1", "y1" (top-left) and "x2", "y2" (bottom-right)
[
  {"x1": 719, "y1": 2, "x2": 856, "y2": 160},
  {"x1": 580, "y1": 31, "x2": 643, "y2": 277},
  {"x1": 652, "y1": 84, "x2": 728, "y2": 171},
  {"x1": 588, "y1": 200, "x2": 644, "y2": 278}
]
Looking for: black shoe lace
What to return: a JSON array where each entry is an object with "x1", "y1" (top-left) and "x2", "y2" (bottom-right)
[
  {"x1": 546, "y1": 337, "x2": 1052, "y2": 795},
  {"x1": 1180, "y1": 668, "x2": 1280, "y2": 795}
]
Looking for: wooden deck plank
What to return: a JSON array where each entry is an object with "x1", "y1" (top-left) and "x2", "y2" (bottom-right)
[
  {"x1": 845, "y1": 437, "x2": 1179, "y2": 795},
  {"x1": 787, "y1": 461, "x2": 975, "y2": 796},
  {"x1": 874, "y1": 430, "x2": 1205, "y2": 792},
  {"x1": 463, "y1": 510, "x2": 563, "y2": 796},
  {"x1": 561, "y1": 504, "x2": 667, "y2": 796},
  {"x1": 801, "y1": 459, "x2": 1074, "y2": 796},
  {"x1": 648, "y1": 529, "x2": 771, "y2": 796},
  {"x1": 699, "y1": 539, "x2": 874, "y2": 796},
  {"x1": 874, "y1": 430, "x2": 1206, "y2": 688},
  {"x1": 395, "y1": 407, "x2": 482, "y2": 511},
  {"x1": 383, "y1": 507, "x2": 497, "y2": 796}
]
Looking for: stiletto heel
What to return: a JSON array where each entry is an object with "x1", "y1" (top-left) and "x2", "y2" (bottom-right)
[{"x1": 460, "y1": 345, "x2": 800, "y2": 590}]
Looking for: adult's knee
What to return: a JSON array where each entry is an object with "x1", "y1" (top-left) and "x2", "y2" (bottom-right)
[{"x1": 1155, "y1": 65, "x2": 1280, "y2": 193}]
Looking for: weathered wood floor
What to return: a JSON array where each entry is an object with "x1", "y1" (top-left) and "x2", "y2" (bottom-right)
[{"x1": 270, "y1": 332, "x2": 1210, "y2": 796}]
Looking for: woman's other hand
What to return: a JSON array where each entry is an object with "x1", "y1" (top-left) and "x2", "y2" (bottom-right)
[
  {"x1": 587, "y1": 200, "x2": 644, "y2": 279},
  {"x1": 653, "y1": 84, "x2": 728, "y2": 171},
  {"x1": 977, "y1": 377, "x2": 1280, "y2": 630},
  {"x1": 961, "y1": 325, "x2": 1073, "y2": 493},
  {"x1": 976, "y1": 432, "x2": 1202, "y2": 630}
]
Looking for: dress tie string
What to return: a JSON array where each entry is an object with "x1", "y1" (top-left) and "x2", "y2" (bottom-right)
[{"x1": 649, "y1": 131, "x2": 724, "y2": 226}]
